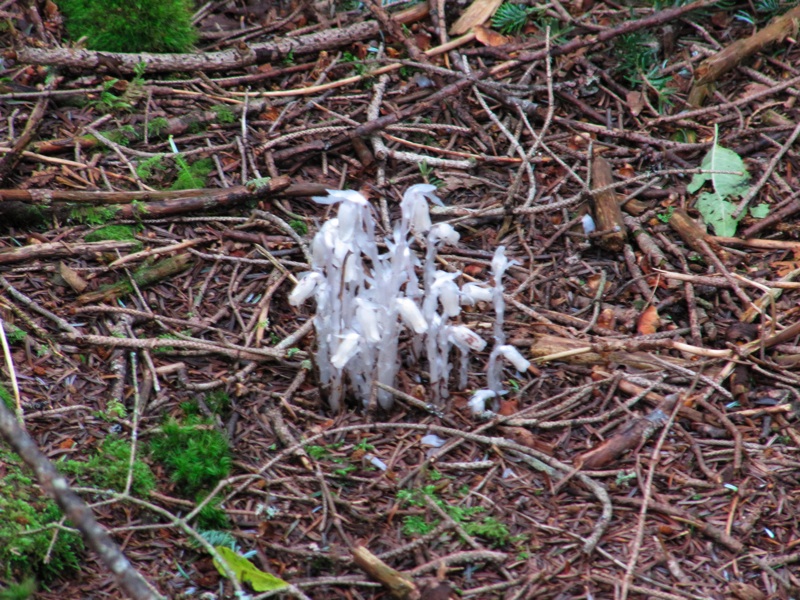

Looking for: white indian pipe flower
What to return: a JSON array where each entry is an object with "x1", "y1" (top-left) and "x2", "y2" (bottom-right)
[
  {"x1": 312, "y1": 218, "x2": 340, "y2": 266},
  {"x1": 420, "y1": 434, "x2": 447, "y2": 447},
  {"x1": 432, "y1": 271, "x2": 461, "y2": 317},
  {"x1": 355, "y1": 299, "x2": 382, "y2": 343},
  {"x1": 491, "y1": 245, "x2": 510, "y2": 277},
  {"x1": 289, "y1": 272, "x2": 324, "y2": 306},
  {"x1": 365, "y1": 454, "x2": 388, "y2": 471},
  {"x1": 449, "y1": 325, "x2": 487, "y2": 351},
  {"x1": 428, "y1": 223, "x2": 460, "y2": 245},
  {"x1": 497, "y1": 345, "x2": 531, "y2": 372},
  {"x1": 312, "y1": 189, "x2": 368, "y2": 205},
  {"x1": 460, "y1": 282, "x2": 493, "y2": 305},
  {"x1": 331, "y1": 331, "x2": 361, "y2": 369},
  {"x1": 401, "y1": 183, "x2": 443, "y2": 234},
  {"x1": 396, "y1": 297, "x2": 428, "y2": 333},
  {"x1": 337, "y1": 199, "x2": 363, "y2": 242},
  {"x1": 582, "y1": 213, "x2": 596, "y2": 235},
  {"x1": 468, "y1": 389, "x2": 497, "y2": 414}
]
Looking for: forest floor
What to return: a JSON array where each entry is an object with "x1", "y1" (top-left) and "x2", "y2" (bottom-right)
[{"x1": 2, "y1": 0, "x2": 800, "y2": 598}]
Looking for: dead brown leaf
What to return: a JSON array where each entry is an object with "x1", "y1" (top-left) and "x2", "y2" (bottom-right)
[{"x1": 474, "y1": 25, "x2": 508, "y2": 47}]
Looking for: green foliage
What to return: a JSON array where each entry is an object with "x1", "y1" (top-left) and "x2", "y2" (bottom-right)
[
  {"x1": 0, "y1": 383, "x2": 13, "y2": 410},
  {"x1": 211, "y1": 105, "x2": 236, "y2": 124},
  {"x1": 0, "y1": 447, "x2": 83, "y2": 583},
  {"x1": 750, "y1": 203, "x2": 770, "y2": 219},
  {"x1": 4, "y1": 325, "x2": 26, "y2": 344},
  {"x1": 146, "y1": 118, "x2": 170, "y2": 138},
  {"x1": 136, "y1": 154, "x2": 168, "y2": 182},
  {"x1": 656, "y1": 206, "x2": 675, "y2": 223},
  {"x1": 397, "y1": 485, "x2": 511, "y2": 546},
  {"x1": 402, "y1": 514, "x2": 438, "y2": 536},
  {"x1": 213, "y1": 546, "x2": 288, "y2": 592},
  {"x1": 688, "y1": 126, "x2": 751, "y2": 236},
  {"x1": 68, "y1": 205, "x2": 120, "y2": 225},
  {"x1": 198, "y1": 529, "x2": 239, "y2": 551},
  {"x1": 83, "y1": 224, "x2": 137, "y2": 243},
  {"x1": 0, "y1": 577, "x2": 36, "y2": 600},
  {"x1": 204, "y1": 390, "x2": 231, "y2": 415},
  {"x1": 289, "y1": 220, "x2": 308, "y2": 235},
  {"x1": 196, "y1": 493, "x2": 230, "y2": 529},
  {"x1": 418, "y1": 161, "x2": 444, "y2": 188},
  {"x1": 60, "y1": 0, "x2": 197, "y2": 53},
  {"x1": 492, "y1": 2, "x2": 534, "y2": 34},
  {"x1": 170, "y1": 156, "x2": 213, "y2": 191},
  {"x1": 89, "y1": 80, "x2": 133, "y2": 113},
  {"x1": 463, "y1": 516, "x2": 510, "y2": 546},
  {"x1": 60, "y1": 437, "x2": 156, "y2": 496},
  {"x1": 149, "y1": 415, "x2": 231, "y2": 496}
]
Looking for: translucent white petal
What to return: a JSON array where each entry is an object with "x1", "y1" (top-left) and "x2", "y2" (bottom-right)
[
  {"x1": 449, "y1": 326, "x2": 487, "y2": 351},
  {"x1": 289, "y1": 272, "x2": 323, "y2": 306},
  {"x1": 429, "y1": 223, "x2": 459, "y2": 245},
  {"x1": 468, "y1": 389, "x2": 496, "y2": 414},
  {"x1": 365, "y1": 454, "x2": 388, "y2": 471},
  {"x1": 582, "y1": 213, "x2": 596, "y2": 234},
  {"x1": 420, "y1": 434, "x2": 447, "y2": 447},
  {"x1": 313, "y1": 189, "x2": 368, "y2": 205},
  {"x1": 331, "y1": 331, "x2": 361, "y2": 369},
  {"x1": 498, "y1": 345, "x2": 531, "y2": 372},
  {"x1": 460, "y1": 282, "x2": 493, "y2": 305},
  {"x1": 355, "y1": 299, "x2": 382, "y2": 343},
  {"x1": 491, "y1": 245, "x2": 509, "y2": 276},
  {"x1": 337, "y1": 200, "x2": 361, "y2": 242},
  {"x1": 432, "y1": 271, "x2": 461, "y2": 317},
  {"x1": 396, "y1": 298, "x2": 428, "y2": 333}
]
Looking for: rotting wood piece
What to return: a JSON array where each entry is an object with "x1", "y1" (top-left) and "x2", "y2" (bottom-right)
[
  {"x1": 77, "y1": 253, "x2": 192, "y2": 305},
  {"x1": 689, "y1": 5, "x2": 800, "y2": 106},
  {"x1": 668, "y1": 208, "x2": 729, "y2": 262},
  {"x1": 352, "y1": 546, "x2": 418, "y2": 600},
  {"x1": 590, "y1": 155, "x2": 627, "y2": 252}
]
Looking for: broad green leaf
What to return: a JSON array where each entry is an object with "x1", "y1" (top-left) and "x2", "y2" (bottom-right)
[
  {"x1": 213, "y1": 546, "x2": 288, "y2": 592},
  {"x1": 750, "y1": 203, "x2": 770, "y2": 219},
  {"x1": 688, "y1": 126, "x2": 750, "y2": 236}
]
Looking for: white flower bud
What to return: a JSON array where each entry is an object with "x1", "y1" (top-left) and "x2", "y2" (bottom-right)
[
  {"x1": 460, "y1": 282, "x2": 493, "y2": 305},
  {"x1": 355, "y1": 299, "x2": 382, "y2": 343},
  {"x1": 289, "y1": 272, "x2": 323, "y2": 306},
  {"x1": 420, "y1": 434, "x2": 447, "y2": 447},
  {"x1": 396, "y1": 298, "x2": 428, "y2": 333},
  {"x1": 582, "y1": 213, "x2": 596, "y2": 234},
  {"x1": 491, "y1": 245, "x2": 509, "y2": 277},
  {"x1": 449, "y1": 326, "x2": 487, "y2": 351},
  {"x1": 331, "y1": 331, "x2": 361, "y2": 369},
  {"x1": 429, "y1": 223, "x2": 460, "y2": 245},
  {"x1": 498, "y1": 345, "x2": 531, "y2": 372},
  {"x1": 468, "y1": 389, "x2": 496, "y2": 414},
  {"x1": 432, "y1": 271, "x2": 461, "y2": 317},
  {"x1": 313, "y1": 189, "x2": 368, "y2": 205},
  {"x1": 401, "y1": 183, "x2": 443, "y2": 234}
]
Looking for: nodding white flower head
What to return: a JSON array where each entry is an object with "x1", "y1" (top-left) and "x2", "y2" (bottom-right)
[
  {"x1": 429, "y1": 223, "x2": 460, "y2": 246},
  {"x1": 395, "y1": 297, "x2": 428, "y2": 333},
  {"x1": 331, "y1": 331, "x2": 361, "y2": 369},
  {"x1": 468, "y1": 389, "x2": 497, "y2": 414},
  {"x1": 355, "y1": 298, "x2": 382, "y2": 343},
  {"x1": 498, "y1": 345, "x2": 531, "y2": 372},
  {"x1": 460, "y1": 282, "x2": 493, "y2": 305},
  {"x1": 582, "y1": 213, "x2": 596, "y2": 235},
  {"x1": 449, "y1": 325, "x2": 487, "y2": 351},
  {"x1": 312, "y1": 218, "x2": 340, "y2": 266},
  {"x1": 432, "y1": 271, "x2": 461, "y2": 317},
  {"x1": 337, "y1": 199, "x2": 365, "y2": 243},
  {"x1": 491, "y1": 245, "x2": 510, "y2": 277},
  {"x1": 289, "y1": 271, "x2": 324, "y2": 306},
  {"x1": 313, "y1": 189, "x2": 368, "y2": 205},
  {"x1": 401, "y1": 183, "x2": 443, "y2": 234}
]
